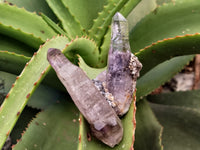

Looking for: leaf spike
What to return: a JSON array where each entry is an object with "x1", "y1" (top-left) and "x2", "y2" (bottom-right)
[
  {"x1": 78, "y1": 135, "x2": 81, "y2": 143},
  {"x1": 97, "y1": 26, "x2": 102, "y2": 30},
  {"x1": 26, "y1": 93, "x2": 31, "y2": 99},
  {"x1": 5, "y1": 94, "x2": 9, "y2": 99},
  {"x1": 65, "y1": 43, "x2": 69, "y2": 47},
  {"x1": 78, "y1": 117, "x2": 82, "y2": 125},
  {"x1": 16, "y1": 111, "x2": 20, "y2": 116},
  {"x1": 6, "y1": 131, "x2": 10, "y2": 137}
]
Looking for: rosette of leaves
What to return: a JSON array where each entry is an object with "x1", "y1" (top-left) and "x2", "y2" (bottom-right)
[{"x1": 0, "y1": 0, "x2": 200, "y2": 149}]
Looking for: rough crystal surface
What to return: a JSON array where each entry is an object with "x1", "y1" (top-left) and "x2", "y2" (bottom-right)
[
  {"x1": 47, "y1": 48, "x2": 123, "y2": 147},
  {"x1": 106, "y1": 12, "x2": 142, "y2": 116}
]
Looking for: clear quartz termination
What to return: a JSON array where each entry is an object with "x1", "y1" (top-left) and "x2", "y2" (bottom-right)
[
  {"x1": 106, "y1": 12, "x2": 142, "y2": 116},
  {"x1": 111, "y1": 12, "x2": 130, "y2": 52}
]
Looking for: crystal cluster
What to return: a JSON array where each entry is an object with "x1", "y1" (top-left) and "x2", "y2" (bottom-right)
[
  {"x1": 47, "y1": 48, "x2": 123, "y2": 148},
  {"x1": 47, "y1": 12, "x2": 142, "y2": 148}
]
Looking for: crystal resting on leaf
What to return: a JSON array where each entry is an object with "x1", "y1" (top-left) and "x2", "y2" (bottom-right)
[
  {"x1": 95, "y1": 12, "x2": 142, "y2": 116},
  {"x1": 47, "y1": 48, "x2": 123, "y2": 148}
]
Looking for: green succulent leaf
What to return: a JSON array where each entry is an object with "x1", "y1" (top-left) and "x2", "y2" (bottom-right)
[
  {"x1": 5, "y1": 0, "x2": 57, "y2": 21},
  {"x1": 13, "y1": 101, "x2": 80, "y2": 150},
  {"x1": 127, "y1": 0, "x2": 157, "y2": 30},
  {"x1": 0, "y1": 3, "x2": 57, "y2": 48},
  {"x1": 10, "y1": 106, "x2": 39, "y2": 146},
  {"x1": 148, "y1": 89, "x2": 200, "y2": 150},
  {"x1": 61, "y1": 0, "x2": 107, "y2": 30},
  {"x1": 150, "y1": 102, "x2": 200, "y2": 150},
  {"x1": 78, "y1": 56, "x2": 106, "y2": 80},
  {"x1": 119, "y1": 0, "x2": 141, "y2": 17},
  {"x1": 0, "y1": 51, "x2": 30, "y2": 75},
  {"x1": 136, "y1": 55, "x2": 194, "y2": 100},
  {"x1": 63, "y1": 37, "x2": 101, "y2": 67},
  {"x1": 148, "y1": 89, "x2": 200, "y2": 109},
  {"x1": 130, "y1": 0, "x2": 200, "y2": 52},
  {"x1": 41, "y1": 13, "x2": 69, "y2": 38},
  {"x1": 99, "y1": 28, "x2": 111, "y2": 66},
  {"x1": 0, "y1": 71, "x2": 16, "y2": 99},
  {"x1": 135, "y1": 99, "x2": 163, "y2": 150},
  {"x1": 0, "y1": 36, "x2": 69, "y2": 148},
  {"x1": 88, "y1": 0, "x2": 140, "y2": 47},
  {"x1": 156, "y1": 0, "x2": 173, "y2": 5},
  {"x1": 0, "y1": 71, "x2": 64, "y2": 110},
  {"x1": 136, "y1": 34, "x2": 200, "y2": 76},
  {"x1": 46, "y1": 0, "x2": 84, "y2": 38},
  {"x1": 0, "y1": 34, "x2": 34, "y2": 56}
]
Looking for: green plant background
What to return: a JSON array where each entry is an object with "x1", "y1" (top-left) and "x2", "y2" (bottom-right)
[{"x1": 0, "y1": 0, "x2": 200, "y2": 149}]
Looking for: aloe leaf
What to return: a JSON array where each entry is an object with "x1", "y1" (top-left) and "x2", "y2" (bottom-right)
[
  {"x1": 5, "y1": 0, "x2": 57, "y2": 21},
  {"x1": 136, "y1": 55, "x2": 194, "y2": 100},
  {"x1": 99, "y1": 29, "x2": 111, "y2": 66},
  {"x1": 0, "y1": 36, "x2": 69, "y2": 148},
  {"x1": 40, "y1": 13, "x2": 69, "y2": 38},
  {"x1": 127, "y1": 0, "x2": 157, "y2": 30},
  {"x1": 78, "y1": 56, "x2": 106, "y2": 80},
  {"x1": 0, "y1": 51, "x2": 30, "y2": 75},
  {"x1": 148, "y1": 85, "x2": 200, "y2": 149},
  {"x1": 0, "y1": 72, "x2": 16, "y2": 100},
  {"x1": 148, "y1": 89, "x2": 200, "y2": 109},
  {"x1": 46, "y1": 0, "x2": 84, "y2": 38},
  {"x1": 135, "y1": 34, "x2": 200, "y2": 76},
  {"x1": 0, "y1": 34, "x2": 34, "y2": 56},
  {"x1": 13, "y1": 101, "x2": 80, "y2": 150},
  {"x1": 0, "y1": 3, "x2": 57, "y2": 48},
  {"x1": 150, "y1": 103, "x2": 200, "y2": 150},
  {"x1": 130, "y1": 0, "x2": 200, "y2": 52},
  {"x1": 135, "y1": 99, "x2": 163, "y2": 150},
  {"x1": 61, "y1": 0, "x2": 107, "y2": 30},
  {"x1": 27, "y1": 85, "x2": 64, "y2": 110},
  {"x1": 0, "y1": 71, "x2": 63, "y2": 110},
  {"x1": 119, "y1": 0, "x2": 141, "y2": 17},
  {"x1": 0, "y1": 51, "x2": 64, "y2": 91},
  {"x1": 10, "y1": 106, "x2": 39, "y2": 146},
  {"x1": 156, "y1": 0, "x2": 173, "y2": 5},
  {"x1": 63, "y1": 37, "x2": 101, "y2": 67},
  {"x1": 88, "y1": 0, "x2": 139, "y2": 47}
]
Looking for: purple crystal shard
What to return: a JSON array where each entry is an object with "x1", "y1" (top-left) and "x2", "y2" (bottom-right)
[
  {"x1": 47, "y1": 48, "x2": 123, "y2": 147},
  {"x1": 106, "y1": 12, "x2": 142, "y2": 116}
]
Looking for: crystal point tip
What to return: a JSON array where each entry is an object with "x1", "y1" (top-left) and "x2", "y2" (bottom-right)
[{"x1": 113, "y1": 12, "x2": 127, "y2": 22}]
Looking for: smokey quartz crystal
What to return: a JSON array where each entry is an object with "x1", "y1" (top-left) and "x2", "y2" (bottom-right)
[
  {"x1": 47, "y1": 12, "x2": 142, "y2": 148},
  {"x1": 96, "y1": 12, "x2": 142, "y2": 116}
]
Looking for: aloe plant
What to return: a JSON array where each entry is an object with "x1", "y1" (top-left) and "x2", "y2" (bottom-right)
[{"x1": 0, "y1": 0, "x2": 200, "y2": 149}]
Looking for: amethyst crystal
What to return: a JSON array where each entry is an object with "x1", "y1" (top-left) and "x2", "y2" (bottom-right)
[
  {"x1": 47, "y1": 48, "x2": 123, "y2": 147},
  {"x1": 106, "y1": 12, "x2": 142, "y2": 116}
]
